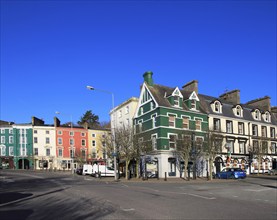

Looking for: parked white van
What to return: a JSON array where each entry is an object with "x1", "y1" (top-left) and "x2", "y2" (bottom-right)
[
  {"x1": 82, "y1": 164, "x2": 93, "y2": 175},
  {"x1": 92, "y1": 164, "x2": 117, "y2": 177}
]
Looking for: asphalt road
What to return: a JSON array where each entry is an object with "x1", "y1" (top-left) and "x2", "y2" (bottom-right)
[{"x1": 0, "y1": 170, "x2": 276, "y2": 220}]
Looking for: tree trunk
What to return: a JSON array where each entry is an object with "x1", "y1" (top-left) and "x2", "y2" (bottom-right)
[
  {"x1": 136, "y1": 159, "x2": 140, "y2": 178},
  {"x1": 183, "y1": 164, "x2": 188, "y2": 180},
  {"x1": 208, "y1": 158, "x2": 213, "y2": 181},
  {"x1": 125, "y1": 160, "x2": 130, "y2": 180}
]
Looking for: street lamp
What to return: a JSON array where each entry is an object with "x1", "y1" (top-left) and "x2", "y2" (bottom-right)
[{"x1": 86, "y1": 85, "x2": 117, "y2": 181}]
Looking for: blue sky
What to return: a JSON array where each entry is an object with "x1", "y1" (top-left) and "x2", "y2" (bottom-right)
[{"x1": 1, "y1": 0, "x2": 276, "y2": 124}]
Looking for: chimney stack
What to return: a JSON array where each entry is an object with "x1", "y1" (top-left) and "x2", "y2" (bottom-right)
[
  {"x1": 246, "y1": 96, "x2": 271, "y2": 111},
  {"x1": 182, "y1": 80, "x2": 198, "y2": 94},
  {"x1": 143, "y1": 71, "x2": 154, "y2": 86},
  {"x1": 54, "y1": 117, "x2": 60, "y2": 127},
  {"x1": 32, "y1": 117, "x2": 44, "y2": 126},
  {"x1": 219, "y1": 89, "x2": 240, "y2": 105},
  {"x1": 271, "y1": 106, "x2": 277, "y2": 118}
]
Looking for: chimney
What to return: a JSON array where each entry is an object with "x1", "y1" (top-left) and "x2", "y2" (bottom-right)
[
  {"x1": 246, "y1": 96, "x2": 271, "y2": 111},
  {"x1": 54, "y1": 117, "x2": 60, "y2": 127},
  {"x1": 32, "y1": 116, "x2": 44, "y2": 126},
  {"x1": 271, "y1": 106, "x2": 277, "y2": 118},
  {"x1": 182, "y1": 80, "x2": 198, "y2": 94},
  {"x1": 143, "y1": 71, "x2": 154, "y2": 86},
  {"x1": 219, "y1": 89, "x2": 240, "y2": 105}
]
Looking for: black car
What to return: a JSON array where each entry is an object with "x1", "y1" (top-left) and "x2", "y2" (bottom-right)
[{"x1": 76, "y1": 168, "x2": 83, "y2": 175}]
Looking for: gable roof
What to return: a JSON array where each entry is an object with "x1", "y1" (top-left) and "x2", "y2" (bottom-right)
[{"x1": 146, "y1": 84, "x2": 207, "y2": 113}]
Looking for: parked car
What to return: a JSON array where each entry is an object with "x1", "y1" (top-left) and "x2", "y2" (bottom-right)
[
  {"x1": 76, "y1": 167, "x2": 83, "y2": 175},
  {"x1": 268, "y1": 168, "x2": 277, "y2": 175},
  {"x1": 215, "y1": 168, "x2": 246, "y2": 179}
]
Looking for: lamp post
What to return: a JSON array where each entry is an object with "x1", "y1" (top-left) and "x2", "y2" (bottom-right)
[{"x1": 86, "y1": 85, "x2": 117, "y2": 181}]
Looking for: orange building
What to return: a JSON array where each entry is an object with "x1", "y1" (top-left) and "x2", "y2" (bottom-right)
[{"x1": 54, "y1": 117, "x2": 88, "y2": 170}]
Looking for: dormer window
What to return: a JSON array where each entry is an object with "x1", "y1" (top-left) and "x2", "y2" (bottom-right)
[
  {"x1": 233, "y1": 105, "x2": 243, "y2": 117},
  {"x1": 211, "y1": 100, "x2": 222, "y2": 113},
  {"x1": 263, "y1": 111, "x2": 271, "y2": 122},
  {"x1": 215, "y1": 102, "x2": 220, "y2": 112},
  {"x1": 174, "y1": 96, "x2": 179, "y2": 107},
  {"x1": 191, "y1": 99, "x2": 196, "y2": 110},
  {"x1": 253, "y1": 109, "x2": 261, "y2": 120},
  {"x1": 188, "y1": 91, "x2": 199, "y2": 111},
  {"x1": 171, "y1": 87, "x2": 183, "y2": 108}
]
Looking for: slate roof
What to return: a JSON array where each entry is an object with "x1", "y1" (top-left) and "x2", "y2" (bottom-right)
[
  {"x1": 199, "y1": 93, "x2": 277, "y2": 125},
  {"x1": 147, "y1": 84, "x2": 208, "y2": 114},
  {"x1": 146, "y1": 83, "x2": 277, "y2": 125}
]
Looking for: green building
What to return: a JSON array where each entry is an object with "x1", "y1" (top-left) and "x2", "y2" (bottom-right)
[{"x1": 134, "y1": 72, "x2": 208, "y2": 178}]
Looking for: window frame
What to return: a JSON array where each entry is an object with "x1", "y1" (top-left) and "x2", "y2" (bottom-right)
[{"x1": 226, "y1": 120, "x2": 233, "y2": 133}]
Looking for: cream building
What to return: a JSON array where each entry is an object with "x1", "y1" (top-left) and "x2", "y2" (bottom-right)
[
  {"x1": 87, "y1": 128, "x2": 110, "y2": 165},
  {"x1": 32, "y1": 117, "x2": 57, "y2": 170},
  {"x1": 110, "y1": 97, "x2": 139, "y2": 130},
  {"x1": 201, "y1": 91, "x2": 277, "y2": 174}
]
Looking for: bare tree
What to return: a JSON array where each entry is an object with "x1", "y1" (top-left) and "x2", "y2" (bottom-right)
[
  {"x1": 133, "y1": 135, "x2": 153, "y2": 179},
  {"x1": 74, "y1": 150, "x2": 87, "y2": 167},
  {"x1": 175, "y1": 132, "x2": 205, "y2": 180},
  {"x1": 249, "y1": 137, "x2": 268, "y2": 175},
  {"x1": 204, "y1": 130, "x2": 224, "y2": 180},
  {"x1": 176, "y1": 133, "x2": 192, "y2": 180},
  {"x1": 114, "y1": 125, "x2": 137, "y2": 179}
]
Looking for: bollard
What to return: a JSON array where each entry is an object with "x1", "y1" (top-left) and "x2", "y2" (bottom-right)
[{"x1": 164, "y1": 172, "x2": 167, "y2": 181}]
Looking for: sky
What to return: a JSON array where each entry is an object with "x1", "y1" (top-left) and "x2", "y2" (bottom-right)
[{"x1": 1, "y1": 0, "x2": 276, "y2": 125}]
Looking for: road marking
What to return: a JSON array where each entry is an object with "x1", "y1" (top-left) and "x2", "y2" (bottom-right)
[
  {"x1": 245, "y1": 188, "x2": 271, "y2": 192},
  {"x1": 185, "y1": 193, "x2": 216, "y2": 200},
  {"x1": 121, "y1": 208, "x2": 135, "y2": 212}
]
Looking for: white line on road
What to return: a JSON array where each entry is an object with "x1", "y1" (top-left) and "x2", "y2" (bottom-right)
[
  {"x1": 121, "y1": 207, "x2": 135, "y2": 212},
  {"x1": 185, "y1": 193, "x2": 216, "y2": 200},
  {"x1": 244, "y1": 188, "x2": 272, "y2": 192}
]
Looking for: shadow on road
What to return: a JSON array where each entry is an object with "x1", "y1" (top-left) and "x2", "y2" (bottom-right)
[
  {"x1": 0, "y1": 209, "x2": 34, "y2": 220},
  {"x1": 0, "y1": 192, "x2": 32, "y2": 204}
]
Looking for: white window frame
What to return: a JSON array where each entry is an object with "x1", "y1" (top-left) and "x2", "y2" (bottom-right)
[
  {"x1": 213, "y1": 118, "x2": 220, "y2": 131},
  {"x1": 252, "y1": 124, "x2": 258, "y2": 136},
  {"x1": 0, "y1": 145, "x2": 6, "y2": 156},
  {"x1": 226, "y1": 121, "x2": 233, "y2": 133},
  {"x1": 152, "y1": 134, "x2": 157, "y2": 150},
  {"x1": 239, "y1": 142, "x2": 245, "y2": 154},
  {"x1": 9, "y1": 136, "x2": 13, "y2": 144},
  {"x1": 195, "y1": 118, "x2": 202, "y2": 131},
  {"x1": 182, "y1": 116, "x2": 189, "y2": 129},
  {"x1": 238, "y1": 122, "x2": 244, "y2": 134},
  {"x1": 168, "y1": 114, "x2": 176, "y2": 127},
  {"x1": 173, "y1": 96, "x2": 179, "y2": 107},
  {"x1": 214, "y1": 101, "x2": 222, "y2": 113},
  {"x1": 152, "y1": 114, "x2": 157, "y2": 128},
  {"x1": 58, "y1": 148, "x2": 63, "y2": 157},
  {"x1": 1, "y1": 136, "x2": 5, "y2": 144},
  {"x1": 9, "y1": 146, "x2": 14, "y2": 156},
  {"x1": 169, "y1": 134, "x2": 177, "y2": 149},
  {"x1": 58, "y1": 137, "x2": 62, "y2": 145},
  {"x1": 46, "y1": 148, "x2": 51, "y2": 156}
]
